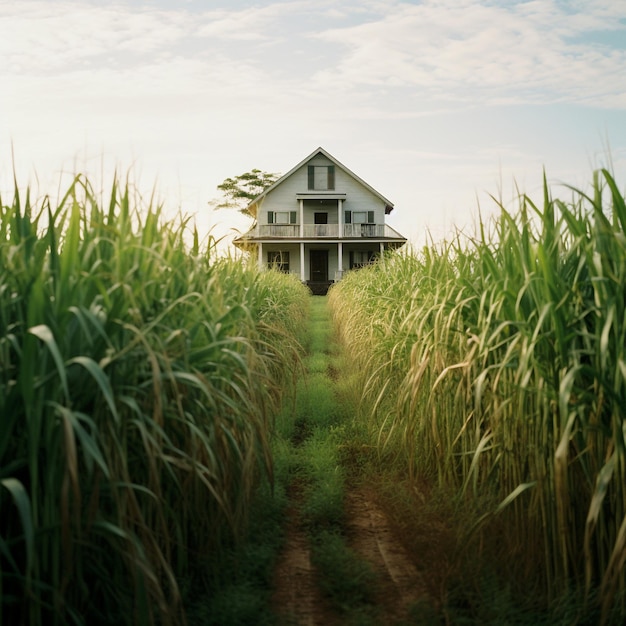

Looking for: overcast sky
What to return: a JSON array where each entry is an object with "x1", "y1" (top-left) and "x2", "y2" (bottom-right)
[{"x1": 2, "y1": 0, "x2": 625, "y2": 248}]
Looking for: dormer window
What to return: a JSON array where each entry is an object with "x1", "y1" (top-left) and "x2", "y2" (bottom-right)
[{"x1": 308, "y1": 165, "x2": 335, "y2": 190}]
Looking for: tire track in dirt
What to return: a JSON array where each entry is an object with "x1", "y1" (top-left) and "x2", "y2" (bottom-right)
[
  {"x1": 271, "y1": 484, "x2": 340, "y2": 626},
  {"x1": 345, "y1": 487, "x2": 429, "y2": 623}
]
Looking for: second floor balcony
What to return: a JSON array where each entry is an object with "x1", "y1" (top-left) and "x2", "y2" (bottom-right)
[{"x1": 245, "y1": 223, "x2": 405, "y2": 239}]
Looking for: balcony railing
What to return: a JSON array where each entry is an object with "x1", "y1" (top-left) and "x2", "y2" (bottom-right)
[
  {"x1": 342, "y1": 224, "x2": 382, "y2": 237},
  {"x1": 243, "y1": 223, "x2": 405, "y2": 239},
  {"x1": 256, "y1": 224, "x2": 300, "y2": 237},
  {"x1": 303, "y1": 224, "x2": 339, "y2": 237}
]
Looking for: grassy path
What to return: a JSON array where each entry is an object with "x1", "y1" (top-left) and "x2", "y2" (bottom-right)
[
  {"x1": 270, "y1": 296, "x2": 431, "y2": 625},
  {"x1": 185, "y1": 295, "x2": 433, "y2": 625}
]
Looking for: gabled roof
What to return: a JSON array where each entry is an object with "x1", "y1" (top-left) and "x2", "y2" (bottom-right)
[{"x1": 246, "y1": 147, "x2": 395, "y2": 217}]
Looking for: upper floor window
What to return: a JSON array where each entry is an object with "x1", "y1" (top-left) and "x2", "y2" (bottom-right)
[
  {"x1": 345, "y1": 210, "x2": 375, "y2": 224},
  {"x1": 268, "y1": 211, "x2": 297, "y2": 224},
  {"x1": 308, "y1": 165, "x2": 335, "y2": 190}
]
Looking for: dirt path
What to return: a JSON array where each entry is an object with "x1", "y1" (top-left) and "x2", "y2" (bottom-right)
[{"x1": 270, "y1": 297, "x2": 430, "y2": 625}]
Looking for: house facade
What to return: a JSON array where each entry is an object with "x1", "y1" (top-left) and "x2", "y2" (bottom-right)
[{"x1": 233, "y1": 147, "x2": 407, "y2": 293}]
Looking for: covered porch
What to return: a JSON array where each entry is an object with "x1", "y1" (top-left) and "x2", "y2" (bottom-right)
[{"x1": 257, "y1": 240, "x2": 402, "y2": 293}]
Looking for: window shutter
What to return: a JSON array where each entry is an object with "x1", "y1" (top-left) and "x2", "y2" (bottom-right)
[
  {"x1": 268, "y1": 211, "x2": 274, "y2": 224},
  {"x1": 349, "y1": 251, "x2": 354, "y2": 268},
  {"x1": 344, "y1": 210, "x2": 352, "y2": 224},
  {"x1": 308, "y1": 166, "x2": 314, "y2": 189},
  {"x1": 367, "y1": 211, "x2": 375, "y2": 223},
  {"x1": 290, "y1": 211, "x2": 297, "y2": 224},
  {"x1": 327, "y1": 166, "x2": 335, "y2": 189}
]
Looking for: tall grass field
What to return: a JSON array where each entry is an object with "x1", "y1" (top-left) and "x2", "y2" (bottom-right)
[
  {"x1": 0, "y1": 175, "x2": 309, "y2": 625},
  {"x1": 329, "y1": 169, "x2": 626, "y2": 623},
  {"x1": 4, "y1": 164, "x2": 626, "y2": 624}
]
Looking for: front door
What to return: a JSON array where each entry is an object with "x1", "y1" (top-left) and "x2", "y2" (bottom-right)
[{"x1": 310, "y1": 250, "x2": 328, "y2": 282}]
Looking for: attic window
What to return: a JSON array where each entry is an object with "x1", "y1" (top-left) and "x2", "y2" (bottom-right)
[{"x1": 308, "y1": 165, "x2": 335, "y2": 190}]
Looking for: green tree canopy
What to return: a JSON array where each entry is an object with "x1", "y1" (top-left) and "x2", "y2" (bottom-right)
[{"x1": 211, "y1": 169, "x2": 280, "y2": 217}]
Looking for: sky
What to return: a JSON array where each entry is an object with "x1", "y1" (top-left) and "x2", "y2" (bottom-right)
[{"x1": 2, "y1": 0, "x2": 626, "y2": 249}]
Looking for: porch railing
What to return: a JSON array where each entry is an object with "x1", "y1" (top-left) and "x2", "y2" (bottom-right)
[{"x1": 243, "y1": 223, "x2": 405, "y2": 240}]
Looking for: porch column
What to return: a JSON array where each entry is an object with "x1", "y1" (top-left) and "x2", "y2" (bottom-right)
[
  {"x1": 380, "y1": 242, "x2": 385, "y2": 255},
  {"x1": 258, "y1": 242, "x2": 263, "y2": 269},
  {"x1": 338, "y1": 199, "x2": 343, "y2": 238},
  {"x1": 300, "y1": 242, "x2": 305, "y2": 282},
  {"x1": 337, "y1": 242, "x2": 343, "y2": 281},
  {"x1": 299, "y1": 199, "x2": 304, "y2": 237}
]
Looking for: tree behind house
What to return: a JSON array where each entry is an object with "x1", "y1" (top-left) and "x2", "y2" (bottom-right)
[{"x1": 211, "y1": 169, "x2": 279, "y2": 217}]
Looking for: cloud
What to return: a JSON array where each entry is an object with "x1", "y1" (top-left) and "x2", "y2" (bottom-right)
[
  {"x1": 194, "y1": 4, "x2": 298, "y2": 40},
  {"x1": 310, "y1": 0, "x2": 626, "y2": 108},
  {"x1": 4, "y1": 0, "x2": 624, "y2": 115},
  {"x1": 0, "y1": 2, "x2": 192, "y2": 76}
]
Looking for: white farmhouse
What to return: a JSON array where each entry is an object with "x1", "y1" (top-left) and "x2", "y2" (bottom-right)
[{"x1": 233, "y1": 147, "x2": 407, "y2": 294}]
